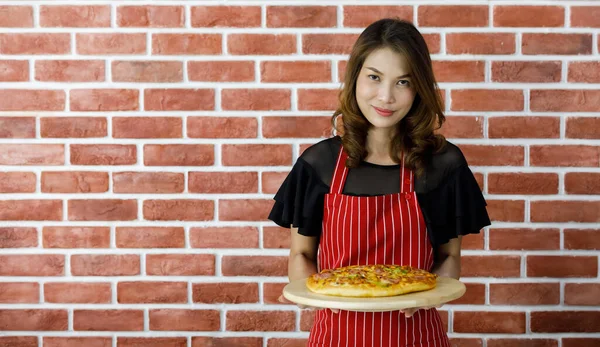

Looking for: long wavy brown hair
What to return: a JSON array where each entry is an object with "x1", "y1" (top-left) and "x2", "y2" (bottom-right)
[{"x1": 332, "y1": 18, "x2": 446, "y2": 177}]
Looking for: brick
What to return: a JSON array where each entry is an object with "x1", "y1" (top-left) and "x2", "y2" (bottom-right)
[
  {"x1": 190, "y1": 227, "x2": 258, "y2": 248},
  {"x1": 77, "y1": 33, "x2": 146, "y2": 55},
  {"x1": 40, "y1": 5, "x2": 110, "y2": 27},
  {"x1": 532, "y1": 201, "x2": 600, "y2": 223},
  {"x1": 433, "y1": 60, "x2": 484, "y2": 82},
  {"x1": 116, "y1": 337, "x2": 185, "y2": 347},
  {"x1": 222, "y1": 144, "x2": 292, "y2": 166},
  {"x1": 118, "y1": 282, "x2": 187, "y2": 303},
  {"x1": 0, "y1": 60, "x2": 28, "y2": 81},
  {"x1": 144, "y1": 144, "x2": 214, "y2": 166},
  {"x1": 298, "y1": 88, "x2": 339, "y2": 110},
  {"x1": 451, "y1": 89, "x2": 523, "y2": 111},
  {"x1": 113, "y1": 172, "x2": 184, "y2": 193},
  {"x1": 263, "y1": 226, "x2": 290, "y2": 249},
  {"x1": 494, "y1": 6, "x2": 564, "y2": 27},
  {"x1": 303, "y1": 34, "x2": 358, "y2": 54},
  {"x1": 267, "y1": 6, "x2": 336, "y2": 28},
  {"x1": 0, "y1": 200, "x2": 62, "y2": 221},
  {"x1": 0, "y1": 117, "x2": 35, "y2": 138},
  {"x1": 219, "y1": 199, "x2": 275, "y2": 221},
  {"x1": 68, "y1": 199, "x2": 137, "y2": 221},
  {"x1": 488, "y1": 173, "x2": 558, "y2": 194},
  {"x1": 0, "y1": 283, "x2": 39, "y2": 303},
  {"x1": 447, "y1": 339, "x2": 482, "y2": 347},
  {"x1": 70, "y1": 89, "x2": 139, "y2": 111},
  {"x1": 190, "y1": 227, "x2": 259, "y2": 248},
  {"x1": 228, "y1": 34, "x2": 296, "y2": 55},
  {"x1": 263, "y1": 116, "x2": 332, "y2": 138},
  {"x1": 563, "y1": 338, "x2": 600, "y2": 347},
  {"x1": 531, "y1": 311, "x2": 600, "y2": 332},
  {"x1": 146, "y1": 254, "x2": 215, "y2": 276},
  {"x1": 36, "y1": 60, "x2": 105, "y2": 82},
  {"x1": 144, "y1": 89, "x2": 215, "y2": 111},
  {"x1": 0, "y1": 6, "x2": 33, "y2": 27},
  {"x1": 0, "y1": 254, "x2": 64, "y2": 276},
  {"x1": 565, "y1": 173, "x2": 600, "y2": 194},
  {"x1": 192, "y1": 283, "x2": 259, "y2": 303},
  {"x1": 531, "y1": 90, "x2": 600, "y2": 112},
  {"x1": 143, "y1": 200, "x2": 214, "y2": 221},
  {"x1": 488, "y1": 116, "x2": 559, "y2": 138},
  {"x1": 261, "y1": 61, "x2": 331, "y2": 83},
  {"x1": 262, "y1": 172, "x2": 288, "y2": 195},
  {"x1": 447, "y1": 33, "x2": 515, "y2": 54},
  {"x1": 42, "y1": 171, "x2": 108, "y2": 193},
  {"x1": 343, "y1": 6, "x2": 413, "y2": 28},
  {"x1": 226, "y1": 311, "x2": 295, "y2": 331},
  {"x1": 116, "y1": 227, "x2": 185, "y2": 248},
  {"x1": 447, "y1": 283, "x2": 486, "y2": 305},
  {"x1": 222, "y1": 89, "x2": 291, "y2": 111},
  {"x1": 117, "y1": 6, "x2": 183, "y2": 27},
  {"x1": 70, "y1": 144, "x2": 136, "y2": 165},
  {"x1": 0, "y1": 172, "x2": 36, "y2": 193},
  {"x1": 461, "y1": 231, "x2": 484, "y2": 250},
  {"x1": 112, "y1": 61, "x2": 182, "y2": 83},
  {"x1": 263, "y1": 282, "x2": 288, "y2": 305},
  {"x1": 489, "y1": 228, "x2": 560, "y2": 250},
  {"x1": 41, "y1": 117, "x2": 107, "y2": 138},
  {"x1": 300, "y1": 311, "x2": 315, "y2": 331},
  {"x1": 454, "y1": 312, "x2": 525, "y2": 333},
  {"x1": 73, "y1": 310, "x2": 143, "y2": 331},
  {"x1": 566, "y1": 117, "x2": 600, "y2": 139},
  {"x1": 490, "y1": 283, "x2": 560, "y2": 305},
  {"x1": 0, "y1": 337, "x2": 37, "y2": 346},
  {"x1": 565, "y1": 283, "x2": 600, "y2": 306},
  {"x1": 192, "y1": 337, "x2": 262, "y2": 347},
  {"x1": 437, "y1": 116, "x2": 483, "y2": 138},
  {"x1": 188, "y1": 61, "x2": 255, "y2": 82},
  {"x1": 0, "y1": 310, "x2": 67, "y2": 331},
  {"x1": 527, "y1": 256, "x2": 597, "y2": 277},
  {"x1": 568, "y1": 62, "x2": 600, "y2": 83},
  {"x1": 487, "y1": 200, "x2": 525, "y2": 222},
  {"x1": 423, "y1": 34, "x2": 441, "y2": 54},
  {"x1": 492, "y1": 61, "x2": 561, "y2": 83},
  {"x1": 0, "y1": 227, "x2": 37, "y2": 248},
  {"x1": 460, "y1": 145, "x2": 524, "y2": 166},
  {"x1": 71, "y1": 254, "x2": 140, "y2": 276},
  {"x1": 571, "y1": 6, "x2": 600, "y2": 28},
  {"x1": 43, "y1": 226, "x2": 111, "y2": 248},
  {"x1": 152, "y1": 34, "x2": 221, "y2": 55},
  {"x1": 0, "y1": 90, "x2": 65, "y2": 111},
  {"x1": 523, "y1": 34, "x2": 592, "y2": 55},
  {"x1": 530, "y1": 145, "x2": 599, "y2": 167},
  {"x1": 191, "y1": 6, "x2": 261, "y2": 27},
  {"x1": 113, "y1": 117, "x2": 182, "y2": 138},
  {"x1": 187, "y1": 116, "x2": 257, "y2": 138},
  {"x1": 564, "y1": 229, "x2": 600, "y2": 250},
  {"x1": 150, "y1": 309, "x2": 219, "y2": 331},
  {"x1": 44, "y1": 283, "x2": 111, "y2": 303},
  {"x1": 418, "y1": 5, "x2": 488, "y2": 27},
  {"x1": 487, "y1": 339, "x2": 558, "y2": 347},
  {"x1": 0, "y1": 33, "x2": 70, "y2": 54},
  {"x1": 222, "y1": 256, "x2": 287, "y2": 276},
  {"x1": 461, "y1": 255, "x2": 521, "y2": 277},
  {"x1": 189, "y1": 172, "x2": 258, "y2": 193}
]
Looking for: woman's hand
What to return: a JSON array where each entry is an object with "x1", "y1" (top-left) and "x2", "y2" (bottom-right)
[
  {"x1": 277, "y1": 294, "x2": 339, "y2": 314},
  {"x1": 400, "y1": 304, "x2": 443, "y2": 318}
]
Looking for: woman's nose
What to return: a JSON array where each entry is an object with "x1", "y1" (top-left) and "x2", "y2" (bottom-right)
[{"x1": 377, "y1": 86, "x2": 395, "y2": 104}]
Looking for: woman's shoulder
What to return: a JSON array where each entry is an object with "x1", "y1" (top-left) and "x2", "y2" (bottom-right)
[
  {"x1": 428, "y1": 139, "x2": 468, "y2": 172},
  {"x1": 298, "y1": 135, "x2": 342, "y2": 168}
]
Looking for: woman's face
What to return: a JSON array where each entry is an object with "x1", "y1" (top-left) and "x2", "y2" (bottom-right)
[{"x1": 355, "y1": 46, "x2": 417, "y2": 131}]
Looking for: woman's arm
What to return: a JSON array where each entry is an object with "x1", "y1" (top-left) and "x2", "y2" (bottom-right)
[{"x1": 430, "y1": 236, "x2": 462, "y2": 280}]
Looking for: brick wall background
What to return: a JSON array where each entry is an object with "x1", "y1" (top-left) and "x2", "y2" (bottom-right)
[{"x1": 0, "y1": 1, "x2": 598, "y2": 346}]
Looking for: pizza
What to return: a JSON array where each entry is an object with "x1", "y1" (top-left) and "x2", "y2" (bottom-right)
[{"x1": 306, "y1": 264, "x2": 437, "y2": 297}]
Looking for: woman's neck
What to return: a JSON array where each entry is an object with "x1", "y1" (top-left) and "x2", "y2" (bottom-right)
[{"x1": 364, "y1": 127, "x2": 397, "y2": 164}]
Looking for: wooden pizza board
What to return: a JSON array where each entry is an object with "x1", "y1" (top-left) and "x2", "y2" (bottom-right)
[{"x1": 282, "y1": 276, "x2": 466, "y2": 312}]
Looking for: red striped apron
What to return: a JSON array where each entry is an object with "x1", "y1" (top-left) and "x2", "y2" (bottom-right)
[{"x1": 308, "y1": 146, "x2": 451, "y2": 347}]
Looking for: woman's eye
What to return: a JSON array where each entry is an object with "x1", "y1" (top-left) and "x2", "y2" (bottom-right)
[
  {"x1": 398, "y1": 80, "x2": 410, "y2": 86},
  {"x1": 368, "y1": 74, "x2": 379, "y2": 81}
]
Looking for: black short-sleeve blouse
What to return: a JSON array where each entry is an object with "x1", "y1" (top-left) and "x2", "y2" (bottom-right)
[{"x1": 267, "y1": 136, "x2": 491, "y2": 247}]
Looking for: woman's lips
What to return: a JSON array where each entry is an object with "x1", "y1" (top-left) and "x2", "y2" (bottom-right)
[{"x1": 373, "y1": 106, "x2": 394, "y2": 117}]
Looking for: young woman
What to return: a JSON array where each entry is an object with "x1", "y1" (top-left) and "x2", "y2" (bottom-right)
[{"x1": 268, "y1": 18, "x2": 491, "y2": 347}]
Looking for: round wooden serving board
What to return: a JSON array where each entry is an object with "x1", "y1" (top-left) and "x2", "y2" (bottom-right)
[{"x1": 283, "y1": 276, "x2": 466, "y2": 312}]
